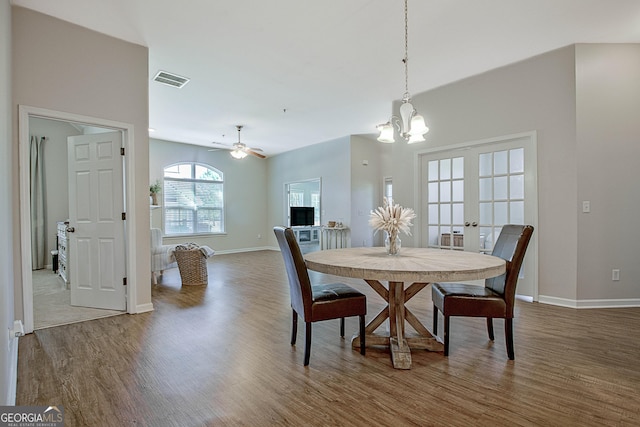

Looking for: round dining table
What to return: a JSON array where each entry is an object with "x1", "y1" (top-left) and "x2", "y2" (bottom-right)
[{"x1": 304, "y1": 247, "x2": 506, "y2": 369}]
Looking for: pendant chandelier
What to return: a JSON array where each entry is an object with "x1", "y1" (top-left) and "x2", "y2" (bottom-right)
[{"x1": 377, "y1": 0, "x2": 429, "y2": 144}]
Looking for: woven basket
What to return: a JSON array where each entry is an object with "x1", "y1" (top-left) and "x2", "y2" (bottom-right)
[{"x1": 174, "y1": 243, "x2": 208, "y2": 286}]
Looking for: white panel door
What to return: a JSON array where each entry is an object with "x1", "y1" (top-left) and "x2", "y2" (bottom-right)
[
  {"x1": 420, "y1": 134, "x2": 538, "y2": 298},
  {"x1": 68, "y1": 131, "x2": 126, "y2": 310}
]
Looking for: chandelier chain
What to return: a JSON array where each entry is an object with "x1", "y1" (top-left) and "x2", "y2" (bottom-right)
[{"x1": 403, "y1": 0, "x2": 409, "y2": 99}]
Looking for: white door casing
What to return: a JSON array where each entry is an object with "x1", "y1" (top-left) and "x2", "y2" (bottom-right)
[
  {"x1": 416, "y1": 132, "x2": 538, "y2": 299},
  {"x1": 19, "y1": 105, "x2": 140, "y2": 334},
  {"x1": 68, "y1": 132, "x2": 126, "y2": 310}
]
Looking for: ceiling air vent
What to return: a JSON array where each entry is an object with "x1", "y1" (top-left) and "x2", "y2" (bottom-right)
[{"x1": 153, "y1": 71, "x2": 190, "y2": 88}]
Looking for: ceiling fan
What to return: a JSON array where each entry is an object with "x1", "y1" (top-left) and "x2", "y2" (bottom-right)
[{"x1": 208, "y1": 125, "x2": 266, "y2": 159}]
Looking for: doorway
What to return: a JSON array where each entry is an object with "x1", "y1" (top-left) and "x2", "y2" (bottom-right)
[
  {"x1": 19, "y1": 105, "x2": 137, "y2": 334},
  {"x1": 285, "y1": 178, "x2": 321, "y2": 254},
  {"x1": 28, "y1": 118, "x2": 124, "y2": 328},
  {"x1": 417, "y1": 132, "x2": 539, "y2": 300}
]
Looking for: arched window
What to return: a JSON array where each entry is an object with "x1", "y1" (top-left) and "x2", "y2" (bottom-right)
[{"x1": 163, "y1": 163, "x2": 224, "y2": 235}]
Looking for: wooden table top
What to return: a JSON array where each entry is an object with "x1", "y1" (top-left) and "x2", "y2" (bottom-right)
[{"x1": 304, "y1": 247, "x2": 505, "y2": 283}]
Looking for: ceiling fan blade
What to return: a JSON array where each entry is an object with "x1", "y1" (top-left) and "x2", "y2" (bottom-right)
[
  {"x1": 211, "y1": 141, "x2": 232, "y2": 147},
  {"x1": 245, "y1": 149, "x2": 266, "y2": 159}
]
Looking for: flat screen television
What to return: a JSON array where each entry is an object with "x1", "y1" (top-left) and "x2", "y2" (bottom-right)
[{"x1": 290, "y1": 206, "x2": 315, "y2": 227}]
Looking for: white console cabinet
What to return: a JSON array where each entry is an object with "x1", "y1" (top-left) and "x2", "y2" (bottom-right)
[
  {"x1": 57, "y1": 221, "x2": 70, "y2": 286},
  {"x1": 292, "y1": 226, "x2": 320, "y2": 244}
]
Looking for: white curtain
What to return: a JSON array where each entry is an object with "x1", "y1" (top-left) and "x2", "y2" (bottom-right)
[{"x1": 30, "y1": 135, "x2": 46, "y2": 270}]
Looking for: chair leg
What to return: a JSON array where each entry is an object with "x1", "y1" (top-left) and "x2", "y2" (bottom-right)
[
  {"x1": 433, "y1": 304, "x2": 439, "y2": 336},
  {"x1": 505, "y1": 318, "x2": 515, "y2": 360},
  {"x1": 443, "y1": 315, "x2": 450, "y2": 356},
  {"x1": 291, "y1": 309, "x2": 298, "y2": 345},
  {"x1": 340, "y1": 317, "x2": 345, "y2": 337},
  {"x1": 487, "y1": 318, "x2": 495, "y2": 341},
  {"x1": 359, "y1": 314, "x2": 366, "y2": 356},
  {"x1": 304, "y1": 322, "x2": 312, "y2": 366}
]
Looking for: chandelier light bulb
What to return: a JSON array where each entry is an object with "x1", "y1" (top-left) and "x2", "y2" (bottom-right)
[
  {"x1": 409, "y1": 114, "x2": 429, "y2": 136},
  {"x1": 376, "y1": 122, "x2": 396, "y2": 143}
]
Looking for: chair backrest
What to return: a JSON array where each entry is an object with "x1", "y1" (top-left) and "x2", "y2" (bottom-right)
[
  {"x1": 273, "y1": 226, "x2": 313, "y2": 320},
  {"x1": 485, "y1": 225, "x2": 534, "y2": 315}
]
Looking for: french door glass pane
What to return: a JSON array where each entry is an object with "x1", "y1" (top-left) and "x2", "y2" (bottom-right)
[
  {"x1": 440, "y1": 159, "x2": 451, "y2": 180},
  {"x1": 510, "y1": 175, "x2": 524, "y2": 199},
  {"x1": 440, "y1": 182, "x2": 451, "y2": 202},
  {"x1": 440, "y1": 204, "x2": 451, "y2": 223},
  {"x1": 494, "y1": 201, "x2": 508, "y2": 225},
  {"x1": 494, "y1": 150, "x2": 508, "y2": 174},
  {"x1": 428, "y1": 182, "x2": 438, "y2": 202},
  {"x1": 494, "y1": 176, "x2": 508, "y2": 200},
  {"x1": 428, "y1": 204, "x2": 439, "y2": 223},
  {"x1": 511, "y1": 201, "x2": 524, "y2": 224},
  {"x1": 510, "y1": 148, "x2": 524, "y2": 173},
  {"x1": 452, "y1": 203, "x2": 464, "y2": 224},
  {"x1": 428, "y1": 160, "x2": 439, "y2": 181},
  {"x1": 452, "y1": 180, "x2": 464, "y2": 201},
  {"x1": 428, "y1": 226, "x2": 439, "y2": 245},
  {"x1": 479, "y1": 153, "x2": 492, "y2": 176},
  {"x1": 452, "y1": 157, "x2": 464, "y2": 179},
  {"x1": 480, "y1": 202, "x2": 492, "y2": 224},
  {"x1": 479, "y1": 178, "x2": 492, "y2": 200},
  {"x1": 426, "y1": 156, "x2": 464, "y2": 249}
]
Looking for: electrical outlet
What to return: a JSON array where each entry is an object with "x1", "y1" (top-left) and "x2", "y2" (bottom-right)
[
  {"x1": 612, "y1": 269, "x2": 620, "y2": 281},
  {"x1": 257, "y1": 234, "x2": 262, "y2": 239},
  {"x1": 582, "y1": 201, "x2": 591, "y2": 213}
]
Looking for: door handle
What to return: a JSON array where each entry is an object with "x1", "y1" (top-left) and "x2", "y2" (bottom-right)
[{"x1": 66, "y1": 226, "x2": 75, "y2": 233}]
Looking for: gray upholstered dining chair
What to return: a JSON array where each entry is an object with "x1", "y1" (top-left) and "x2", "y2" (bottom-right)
[
  {"x1": 273, "y1": 226, "x2": 366, "y2": 366},
  {"x1": 431, "y1": 224, "x2": 534, "y2": 359}
]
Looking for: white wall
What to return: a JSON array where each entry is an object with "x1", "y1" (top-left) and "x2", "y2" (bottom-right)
[
  {"x1": 267, "y1": 137, "x2": 352, "y2": 248},
  {"x1": 12, "y1": 7, "x2": 150, "y2": 314},
  {"x1": 149, "y1": 138, "x2": 269, "y2": 252},
  {"x1": 575, "y1": 44, "x2": 640, "y2": 302},
  {"x1": 383, "y1": 44, "x2": 640, "y2": 306},
  {"x1": 1, "y1": 0, "x2": 16, "y2": 405},
  {"x1": 349, "y1": 135, "x2": 390, "y2": 247}
]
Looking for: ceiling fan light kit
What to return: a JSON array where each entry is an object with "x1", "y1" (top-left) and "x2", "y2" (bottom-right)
[
  {"x1": 209, "y1": 125, "x2": 266, "y2": 159},
  {"x1": 377, "y1": 0, "x2": 429, "y2": 144},
  {"x1": 230, "y1": 147, "x2": 248, "y2": 159}
]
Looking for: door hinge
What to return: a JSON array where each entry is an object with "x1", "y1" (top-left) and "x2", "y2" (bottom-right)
[
  {"x1": 122, "y1": 212, "x2": 126, "y2": 220},
  {"x1": 121, "y1": 147, "x2": 125, "y2": 156},
  {"x1": 123, "y1": 277, "x2": 127, "y2": 286}
]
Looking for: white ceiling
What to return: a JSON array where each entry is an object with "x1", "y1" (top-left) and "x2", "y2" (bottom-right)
[{"x1": 11, "y1": 0, "x2": 640, "y2": 156}]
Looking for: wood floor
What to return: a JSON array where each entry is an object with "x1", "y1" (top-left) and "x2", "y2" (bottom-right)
[{"x1": 17, "y1": 250, "x2": 640, "y2": 426}]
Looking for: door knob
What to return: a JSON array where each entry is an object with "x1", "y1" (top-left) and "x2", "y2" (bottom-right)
[
  {"x1": 464, "y1": 222, "x2": 470, "y2": 227},
  {"x1": 66, "y1": 226, "x2": 75, "y2": 233},
  {"x1": 471, "y1": 222, "x2": 478, "y2": 227}
]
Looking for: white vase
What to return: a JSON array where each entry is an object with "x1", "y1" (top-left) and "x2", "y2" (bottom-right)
[{"x1": 384, "y1": 231, "x2": 401, "y2": 255}]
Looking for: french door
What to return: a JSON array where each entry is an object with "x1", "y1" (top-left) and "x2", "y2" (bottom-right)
[{"x1": 419, "y1": 133, "x2": 538, "y2": 298}]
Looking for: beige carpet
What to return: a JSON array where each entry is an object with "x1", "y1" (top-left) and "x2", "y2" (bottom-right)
[{"x1": 32, "y1": 268, "x2": 124, "y2": 330}]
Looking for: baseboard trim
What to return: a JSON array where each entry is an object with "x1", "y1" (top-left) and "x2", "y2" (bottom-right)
[
  {"x1": 6, "y1": 335, "x2": 19, "y2": 405},
  {"x1": 213, "y1": 246, "x2": 278, "y2": 255},
  {"x1": 135, "y1": 303, "x2": 154, "y2": 314},
  {"x1": 538, "y1": 295, "x2": 640, "y2": 309}
]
